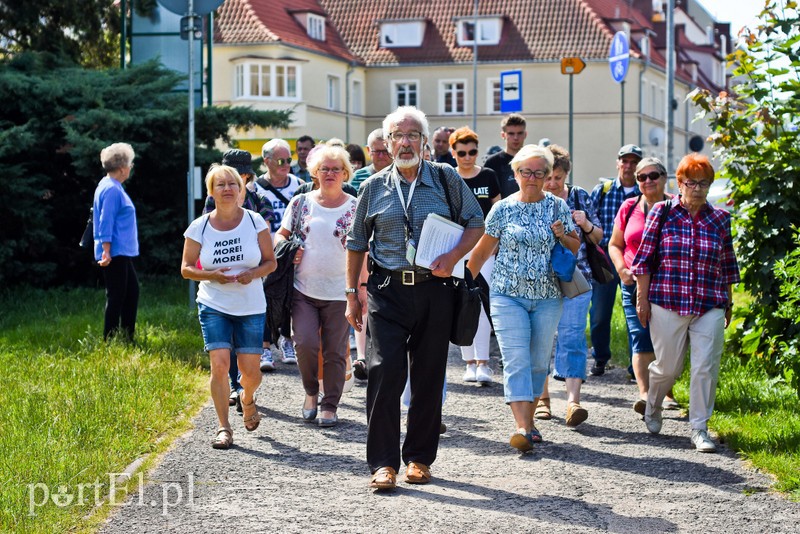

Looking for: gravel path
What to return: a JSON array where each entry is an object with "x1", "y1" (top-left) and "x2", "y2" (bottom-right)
[{"x1": 101, "y1": 341, "x2": 800, "y2": 533}]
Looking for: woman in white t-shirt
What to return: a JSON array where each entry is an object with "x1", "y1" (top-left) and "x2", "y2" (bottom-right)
[
  {"x1": 276, "y1": 146, "x2": 357, "y2": 428},
  {"x1": 181, "y1": 164, "x2": 277, "y2": 449}
]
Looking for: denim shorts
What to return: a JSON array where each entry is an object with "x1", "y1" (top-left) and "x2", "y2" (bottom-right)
[
  {"x1": 197, "y1": 303, "x2": 264, "y2": 355},
  {"x1": 620, "y1": 283, "x2": 654, "y2": 354}
]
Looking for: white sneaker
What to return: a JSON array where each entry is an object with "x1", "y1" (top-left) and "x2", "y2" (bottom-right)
[
  {"x1": 645, "y1": 407, "x2": 662, "y2": 434},
  {"x1": 281, "y1": 337, "x2": 297, "y2": 364},
  {"x1": 463, "y1": 363, "x2": 477, "y2": 382},
  {"x1": 259, "y1": 350, "x2": 275, "y2": 372},
  {"x1": 475, "y1": 363, "x2": 493, "y2": 385},
  {"x1": 691, "y1": 429, "x2": 717, "y2": 453}
]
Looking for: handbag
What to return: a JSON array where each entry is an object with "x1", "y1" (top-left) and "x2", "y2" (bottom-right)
[
  {"x1": 79, "y1": 207, "x2": 93, "y2": 248},
  {"x1": 550, "y1": 196, "x2": 591, "y2": 297},
  {"x1": 434, "y1": 163, "x2": 482, "y2": 346},
  {"x1": 559, "y1": 265, "x2": 592, "y2": 298},
  {"x1": 572, "y1": 190, "x2": 614, "y2": 284}
]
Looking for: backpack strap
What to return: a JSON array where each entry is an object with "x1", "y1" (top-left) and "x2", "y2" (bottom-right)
[
  {"x1": 597, "y1": 179, "x2": 613, "y2": 208},
  {"x1": 257, "y1": 176, "x2": 291, "y2": 206}
]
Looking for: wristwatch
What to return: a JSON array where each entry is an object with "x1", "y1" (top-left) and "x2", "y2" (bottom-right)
[{"x1": 345, "y1": 288, "x2": 357, "y2": 295}]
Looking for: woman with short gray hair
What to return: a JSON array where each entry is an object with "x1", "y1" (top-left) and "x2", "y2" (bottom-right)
[{"x1": 93, "y1": 142, "x2": 139, "y2": 341}]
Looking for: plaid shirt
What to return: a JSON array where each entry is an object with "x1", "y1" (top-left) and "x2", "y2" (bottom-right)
[
  {"x1": 346, "y1": 161, "x2": 484, "y2": 271},
  {"x1": 632, "y1": 196, "x2": 740, "y2": 316},
  {"x1": 590, "y1": 178, "x2": 640, "y2": 248}
]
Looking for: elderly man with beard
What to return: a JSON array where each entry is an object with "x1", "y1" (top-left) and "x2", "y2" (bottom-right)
[{"x1": 345, "y1": 106, "x2": 484, "y2": 490}]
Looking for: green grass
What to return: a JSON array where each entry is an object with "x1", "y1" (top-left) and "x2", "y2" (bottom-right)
[
  {"x1": 0, "y1": 277, "x2": 208, "y2": 533},
  {"x1": 606, "y1": 289, "x2": 800, "y2": 500}
]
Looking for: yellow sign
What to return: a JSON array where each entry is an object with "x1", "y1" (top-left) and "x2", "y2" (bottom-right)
[{"x1": 560, "y1": 57, "x2": 586, "y2": 75}]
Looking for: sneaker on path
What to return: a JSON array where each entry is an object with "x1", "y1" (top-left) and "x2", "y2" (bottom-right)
[
  {"x1": 463, "y1": 363, "x2": 477, "y2": 382},
  {"x1": 476, "y1": 363, "x2": 493, "y2": 385},
  {"x1": 691, "y1": 429, "x2": 717, "y2": 453},
  {"x1": 645, "y1": 407, "x2": 663, "y2": 434},
  {"x1": 260, "y1": 350, "x2": 276, "y2": 372},
  {"x1": 281, "y1": 337, "x2": 297, "y2": 364}
]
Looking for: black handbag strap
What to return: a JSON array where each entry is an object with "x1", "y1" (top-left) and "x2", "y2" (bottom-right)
[
  {"x1": 435, "y1": 164, "x2": 458, "y2": 224},
  {"x1": 257, "y1": 176, "x2": 291, "y2": 206}
]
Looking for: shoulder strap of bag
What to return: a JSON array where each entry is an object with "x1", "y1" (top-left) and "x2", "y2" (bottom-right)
[
  {"x1": 654, "y1": 198, "x2": 671, "y2": 240},
  {"x1": 246, "y1": 210, "x2": 256, "y2": 229},
  {"x1": 435, "y1": 163, "x2": 460, "y2": 226},
  {"x1": 291, "y1": 193, "x2": 306, "y2": 238},
  {"x1": 200, "y1": 213, "x2": 211, "y2": 239},
  {"x1": 257, "y1": 176, "x2": 291, "y2": 206},
  {"x1": 624, "y1": 194, "x2": 642, "y2": 227},
  {"x1": 597, "y1": 179, "x2": 613, "y2": 208}
]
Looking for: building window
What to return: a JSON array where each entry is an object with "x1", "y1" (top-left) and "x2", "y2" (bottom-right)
[
  {"x1": 327, "y1": 75, "x2": 340, "y2": 111},
  {"x1": 391, "y1": 80, "x2": 418, "y2": 108},
  {"x1": 380, "y1": 21, "x2": 425, "y2": 48},
  {"x1": 352, "y1": 80, "x2": 362, "y2": 115},
  {"x1": 440, "y1": 80, "x2": 466, "y2": 115},
  {"x1": 487, "y1": 78, "x2": 501, "y2": 114},
  {"x1": 456, "y1": 17, "x2": 502, "y2": 46},
  {"x1": 307, "y1": 13, "x2": 325, "y2": 41},
  {"x1": 234, "y1": 62, "x2": 299, "y2": 100}
]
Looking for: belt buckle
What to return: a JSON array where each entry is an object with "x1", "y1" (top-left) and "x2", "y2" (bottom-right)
[{"x1": 401, "y1": 270, "x2": 415, "y2": 285}]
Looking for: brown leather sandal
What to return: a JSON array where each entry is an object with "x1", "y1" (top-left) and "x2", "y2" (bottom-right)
[
  {"x1": 534, "y1": 397, "x2": 552, "y2": 420},
  {"x1": 241, "y1": 396, "x2": 261, "y2": 432},
  {"x1": 369, "y1": 467, "x2": 397, "y2": 489},
  {"x1": 404, "y1": 462, "x2": 431, "y2": 484},
  {"x1": 211, "y1": 427, "x2": 233, "y2": 449}
]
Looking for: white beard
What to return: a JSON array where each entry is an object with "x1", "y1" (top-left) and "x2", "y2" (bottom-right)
[{"x1": 395, "y1": 153, "x2": 420, "y2": 169}]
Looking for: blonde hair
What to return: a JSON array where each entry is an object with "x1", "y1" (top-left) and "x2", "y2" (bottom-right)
[
  {"x1": 307, "y1": 145, "x2": 354, "y2": 182},
  {"x1": 205, "y1": 164, "x2": 243, "y2": 196}
]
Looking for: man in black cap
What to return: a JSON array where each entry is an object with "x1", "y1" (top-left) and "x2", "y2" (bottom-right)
[{"x1": 588, "y1": 144, "x2": 642, "y2": 377}]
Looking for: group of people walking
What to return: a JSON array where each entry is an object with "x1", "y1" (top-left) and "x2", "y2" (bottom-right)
[{"x1": 91, "y1": 104, "x2": 738, "y2": 489}]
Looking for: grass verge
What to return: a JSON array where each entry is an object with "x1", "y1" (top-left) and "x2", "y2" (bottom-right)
[{"x1": 0, "y1": 276, "x2": 208, "y2": 532}]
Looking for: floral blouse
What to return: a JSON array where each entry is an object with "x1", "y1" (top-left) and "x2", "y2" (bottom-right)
[{"x1": 485, "y1": 192, "x2": 575, "y2": 300}]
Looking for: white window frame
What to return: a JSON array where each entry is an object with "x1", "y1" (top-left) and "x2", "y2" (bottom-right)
[
  {"x1": 456, "y1": 17, "x2": 502, "y2": 46},
  {"x1": 351, "y1": 79, "x2": 363, "y2": 115},
  {"x1": 233, "y1": 61, "x2": 301, "y2": 101},
  {"x1": 380, "y1": 21, "x2": 425, "y2": 48},
  {"x1": 391, "y1": 79, "x2": 419, "y2": 109},
  {"x1": 439, "y1": 79, "x2": 467, "y2": 115},
  {"x1": 486, "y1": 78, "x2": 501, "y2": 114},
  {"x1": 307, "y1": 13, "x2": 326, "y2": 41},
  {"x1": 327, "y1": 75, "x2": 341, "y2": 111}
]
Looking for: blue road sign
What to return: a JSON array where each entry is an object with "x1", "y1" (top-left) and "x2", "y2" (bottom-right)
[
  {"x1": 500, "y1": 70, "x2": 522, "y2": 113},
  {"x1": 608, "y1": 31, "x2": 630, "y2": 83}
]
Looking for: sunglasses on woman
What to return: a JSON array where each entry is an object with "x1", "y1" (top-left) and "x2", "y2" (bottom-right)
[
  {"x1": 456, "y1": 149, "x2": 479, "y2": 157},
  {"x1": 636, "y1": 171, "x2": 664, "y2": 182}
]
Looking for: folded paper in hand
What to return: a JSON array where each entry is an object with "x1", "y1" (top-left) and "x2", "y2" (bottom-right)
[{"x1": 415, "y1": 213, "x2": 465, "y2": 278}]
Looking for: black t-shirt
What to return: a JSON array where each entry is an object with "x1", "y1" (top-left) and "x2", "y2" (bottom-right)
[
  {"x1": 484, "y1": 151, "x2": 517, "y2": 198},
  {"x1": 462, "y1": 168, "x2": 501, "y2": 218}
]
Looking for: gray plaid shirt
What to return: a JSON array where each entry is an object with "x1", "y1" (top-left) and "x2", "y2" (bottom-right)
[{"x1": 347, "y1": 161, "x2": 484, "y2": 271}]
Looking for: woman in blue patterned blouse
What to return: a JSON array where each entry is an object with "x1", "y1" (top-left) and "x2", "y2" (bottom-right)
[{"x1": 467, "y1": 144, "x2": 580, "y2": 452}]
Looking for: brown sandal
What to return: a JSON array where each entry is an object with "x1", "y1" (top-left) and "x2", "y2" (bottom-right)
[
  {"x1": 405, "y1": 462, "x2": 431, "y2": 484},
  {"x1": 369, "y1": 467, "x2": 397, "y2": 489},
  {"x1": 534, "y1": 398, "x2": 552, "y2": 420},
  {"x1": 211, "y1": 427, "x2": 233, "y2": 449},
  {"x1": 241, "y1": 396, "x2": 261, "y2": 432}
]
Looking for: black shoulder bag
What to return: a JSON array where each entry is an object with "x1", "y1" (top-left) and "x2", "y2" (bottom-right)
[
  {"x1": 435, "y1": 164, "x2": 482, "y2": 347},
  {"x1": 79, "y1": 208, "x2": 94, "y2": 248}
]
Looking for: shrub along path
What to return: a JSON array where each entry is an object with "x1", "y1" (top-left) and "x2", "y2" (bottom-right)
[{"x1": 100, "y1": 343, "x2": 799, "y2": 533}]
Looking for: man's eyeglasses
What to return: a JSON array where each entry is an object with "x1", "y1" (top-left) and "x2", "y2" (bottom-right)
[
  {"x1": 518, "y1": 169, "x2": 547, "y2": 179},
  {"x1": 456, "y1": 149, "x2": 479, "y2": 158},
  {"x1": 388, "y1": 131, "x2": 422, "y2": 143},
  {"x1": 319, "y1": 167, "x2": 343, "y2": 175},
  {"x1": 682, "y1": 180, "x2": 712, "y2": 190},
  {"x1": 272, "y1": 158, "x2": 291, "y2": 166},
  {"x1": 636, "y1": 171, "x2": 664, "y2": 182},
  {"x1": 370, "y1": 149, "x2": 390, "y2": 156}
]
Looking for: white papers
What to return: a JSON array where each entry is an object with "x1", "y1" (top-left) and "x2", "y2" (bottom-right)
[{"x1": 415, "y1": 213, "x2": 466, "y2": 278}]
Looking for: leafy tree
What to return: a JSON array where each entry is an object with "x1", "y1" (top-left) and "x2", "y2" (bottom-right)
[
  {"x1": 0, "y1": 52, "x2": 291, "y2": 286},
  {"x1": 690, "y1": 0, "x2": 800, "y2": 395}
]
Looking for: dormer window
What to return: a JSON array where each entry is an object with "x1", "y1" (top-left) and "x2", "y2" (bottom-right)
[
  {"x1": 456, "y1": 16, "x2": 502, "y2": 46},
  {"x1": 379, "y1": 20, "x2": 425, "y2": 48},
  {"x1": 307, "y1": 13, "x2": 326, "y2": 41}
]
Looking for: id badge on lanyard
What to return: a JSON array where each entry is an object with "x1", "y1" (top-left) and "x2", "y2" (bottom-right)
[{"x1": 393, "y1": 170, "x2": 419, "y2": 264}]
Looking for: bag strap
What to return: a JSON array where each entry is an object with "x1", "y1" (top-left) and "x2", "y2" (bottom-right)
[
  {"x1": 624, "y1": 194, "x2": 642, "y2": 228},
  {"x1": 597, "y1": 179, "x2": 613, "y2": 208},
  {"x1": 291, "y1": 193, "x2": 307, "y2": 239},
  {"x1": 434, "y1": 163, "x2": 460, "y2": 225},
  {"x1": 257, "y1": 176, "x2": 291, "y2": 206},
  {"x1": 246, "y1": 210, "x2": 256, "y2": 229}
]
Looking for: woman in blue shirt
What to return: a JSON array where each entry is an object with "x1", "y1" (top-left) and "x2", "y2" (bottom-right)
[{"x1": 93, "y1": 143, "x2": 139, "y2": 341}]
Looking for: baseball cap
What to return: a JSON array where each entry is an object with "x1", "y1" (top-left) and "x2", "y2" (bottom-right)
[{"x1": 618, "y1": 144, "x2": 643, "y2": 159}]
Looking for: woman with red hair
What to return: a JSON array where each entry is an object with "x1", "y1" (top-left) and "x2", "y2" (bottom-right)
[{"x1": 632, "y1": 153, "x2": 740, "y2": 453}]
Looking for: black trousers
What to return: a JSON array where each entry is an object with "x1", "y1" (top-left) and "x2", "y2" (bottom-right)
[
  {"x1": 102, "y1": 255, "x2": 139, "y2": 341},
  {"x1": 365, "y1": 273, "x2": 454, "y2": 473}
]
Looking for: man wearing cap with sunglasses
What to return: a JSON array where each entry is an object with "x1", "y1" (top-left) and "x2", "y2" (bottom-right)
[{"x1": 588, "y1": 144, "x2": 642, "y2": 377}]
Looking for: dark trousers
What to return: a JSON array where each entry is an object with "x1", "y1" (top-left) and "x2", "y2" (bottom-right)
[
  {"x1": 365, "y1": 274, "x2": 454, "y2": 473},
  {"x1": 102, "y1": 255, "x2": 139, "y2": 341}
]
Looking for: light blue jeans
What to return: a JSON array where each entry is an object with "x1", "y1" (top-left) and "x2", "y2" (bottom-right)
[
  {"x1": 553, "y1": 289, "x2": 593, "y2": 380},
  {"x1": 491, "y1": 292, "x2": 563, "y2": 403}
]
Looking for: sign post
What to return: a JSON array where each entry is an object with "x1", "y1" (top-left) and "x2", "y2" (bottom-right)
[
  {"x1": 609, "y1": 31, "x2": 630, "y2": 147},
  {"x1": 500, "y1": 70, "x2": 522, "y2": 113},
  {"x1": 560, "y1": 58, "x2": 585, "y2": 184}
]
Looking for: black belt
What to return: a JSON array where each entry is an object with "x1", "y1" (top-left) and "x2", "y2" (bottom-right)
[{"x1": 370, "y1": 264, "x2": 436, "y2": 285}]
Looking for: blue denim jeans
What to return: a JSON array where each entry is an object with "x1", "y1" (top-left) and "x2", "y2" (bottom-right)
[
  {"x1": 197, "y1": 303, "x2": 264, "y2": 355},
  {"x1": 554, "y1": 289, "x2": 592, "y2": 380},
  {"x1": 620, "y1": 283, "x2": 654, "y2": 354},
  {"x1": 491, "y1": 292, "x2": 562, "y2": 403}
]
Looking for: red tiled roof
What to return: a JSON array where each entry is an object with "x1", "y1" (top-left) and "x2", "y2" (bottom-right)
[{"x1": 215, "y1": 0, "x2": 357, "y2": 62}]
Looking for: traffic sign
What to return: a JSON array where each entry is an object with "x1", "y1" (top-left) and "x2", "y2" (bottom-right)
[
  {"x1": 500, "y1": 70, "x2": 522, "y2": 113},
  {"x1": 561, "y1": 57, "x2": 586, "y2": 75},
  {"x1": 608, "y1": 31, "x2": 630, "y2": 83},
  {"x1": 158, "y1": 0, "x2": 223, "y2": 16}
]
